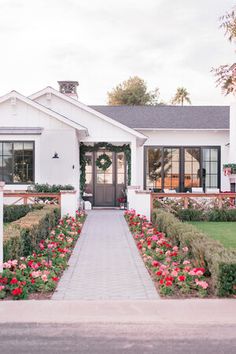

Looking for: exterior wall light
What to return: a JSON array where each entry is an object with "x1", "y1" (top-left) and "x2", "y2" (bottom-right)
[{"x1": 52, "y1": 152, "x2": 59, "y2": 159}]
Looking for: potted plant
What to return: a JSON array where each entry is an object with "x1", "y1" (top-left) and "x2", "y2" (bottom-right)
[
  {"x1": 223, "y1": 163, "x2": 236, "y2": 176},
  {"x1": 117, "y1": 197, "x2": 127, "y2": 209}
]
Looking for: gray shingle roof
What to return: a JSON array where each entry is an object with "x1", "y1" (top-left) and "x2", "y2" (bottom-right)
[{"x1": 90, "y1": 105, "x2": 229, "y2": 130}]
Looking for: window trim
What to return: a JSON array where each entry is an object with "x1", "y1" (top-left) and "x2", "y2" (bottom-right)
[
  {"x1": 0, "y1": 140, "x2": 35, "y2": 185},
  {"x1": 144, "y1": 145, "x2": 221, "y2": 192}
]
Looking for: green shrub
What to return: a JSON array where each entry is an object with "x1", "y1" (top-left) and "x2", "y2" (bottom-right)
[
  {"x1": 207, "y1": 208, "x2": 236, "y2": 222},
  {"x1": 152, "y1": 209, "x2": 236, "y2": 297},
  {"x1": 176, "y1": 208, "x2": 205, "y2": 221},
  {"x1": 29, "y1": 183, "x2": 74, "y2": 193},
  {"x1": 3, "y1": 206, "x2": 60, "y2": 260},
  {"x1": 3, "y1": 204, "x2": 43, "y2": 223}
]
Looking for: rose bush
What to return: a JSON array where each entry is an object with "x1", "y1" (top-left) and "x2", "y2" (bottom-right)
[
  {"x1": 125, "y1": 209, "x2": 209, "y2": 297},
  {"x1": 0, "y1": 211, "x2": 86, "y2": 300}
]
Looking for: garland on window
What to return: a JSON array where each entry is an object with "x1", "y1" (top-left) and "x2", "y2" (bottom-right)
[
  {"x1": 80, "y1": 142, "x2": 131, "y2": 195},
  {"x1": 95, "y1": 153, "x2": 112, "y2": 171}
]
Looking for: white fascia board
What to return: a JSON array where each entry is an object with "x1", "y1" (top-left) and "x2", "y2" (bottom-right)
[
  {"x1": 0, "y1": 127, "x2": 43, "y2": 135},
  {"x1": 29, "y1": 87, "x2": 147, "y2": 143},
  {"x1": 0, "y1": 91, "x2": 88, "y2": 134},
  {"x1": 134, "y1": 128, "x2": 229, "y2": 131}
]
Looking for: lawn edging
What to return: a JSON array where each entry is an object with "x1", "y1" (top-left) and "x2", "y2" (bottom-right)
[{"x1": 152, "y1": 208, "x2": 236, "y2": 297}]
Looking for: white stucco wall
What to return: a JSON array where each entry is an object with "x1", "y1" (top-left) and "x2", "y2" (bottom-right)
[
  {"x1": 35, "y1": 93, "x2": 140, "y2": 185},
  {"x1": 0, "y1": 98, "x2": 80, "y2": 191}
]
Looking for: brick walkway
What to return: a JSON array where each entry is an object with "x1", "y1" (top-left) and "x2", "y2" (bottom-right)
[{"x1": 52, "y1": 210, "x2": 159, "y2": 300}]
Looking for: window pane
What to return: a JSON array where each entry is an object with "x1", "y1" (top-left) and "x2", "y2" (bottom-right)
[
  {"x1": 97, "y1": 174, "x2": 105, "y2": 184},
  {"x1": 117, "y1": 173, "x2": 124, "y2": 184},
  {"x1": 203, "y1": 149, "x2": 210, "y2": 161},
  {"x1": 211, "y1": 149, "x2": 218, "y2": 161},
  {"x1": 3, "y1": 143, "x2": 13, "y2": 156},
  {"x1": 147, "y1": 148, "x2": 162, "y2": 183},
  {"x1": 210, "y1": 162, "x2": 218, "y2": 174},
  {"x1": 211, "y1": 175, "x2": 218, "y2": 187},
  {"x1": 117, "y1": 153, "x2": 125, "y2": 173},
  {"x1": 3, "y1": 156, "x2": 13, "y2": 183},
  {"x1": 104, "y1": 174, "x2": 112, "y2": 184}
]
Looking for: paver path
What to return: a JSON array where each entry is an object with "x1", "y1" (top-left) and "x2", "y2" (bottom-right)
[{"x1": 52, "y1": 210, "x2": 159, "y2": 300}]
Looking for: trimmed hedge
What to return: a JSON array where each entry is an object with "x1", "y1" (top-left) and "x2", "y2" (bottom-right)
[
  {"x1": 29, "y1": 183, "x2": 74, "y2": 193},
  {"x1": 152, "y1": 209, "x2": 236, "y2": 297},
  {"x1": 4, "y1": 204, "x2": 43, "y2": 223},
  {"x1": 3, "y1": 206, "x2": 60, "y2": 261},
  {"x1": 176, "y1": 208, "x2": 236, "y2": 222}
]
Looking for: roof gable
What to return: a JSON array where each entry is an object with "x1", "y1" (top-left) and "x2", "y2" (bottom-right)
[
  {"x1": 0, "y1": 91, "x2": 88, "y2": 133},
  {"x1": 29, "y1": 87, "x2": 147, "y2": 143}
]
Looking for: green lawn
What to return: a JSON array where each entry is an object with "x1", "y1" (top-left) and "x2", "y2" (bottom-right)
[{"x1": 189, "y1": 222, "x2": 236, "y2": 249}]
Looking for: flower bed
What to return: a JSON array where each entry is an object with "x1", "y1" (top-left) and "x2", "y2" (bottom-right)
[
  {"x1": 125, "y1": 209, "x2": 209, "y2": 297},
  {"x1": 0, "y1": 211, "x2": 86, "y2": 300}
]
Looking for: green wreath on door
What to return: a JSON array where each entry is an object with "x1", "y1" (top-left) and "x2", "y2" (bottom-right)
[{"x1": 96, "y1": 153, "x2": 112, "y2": 171}]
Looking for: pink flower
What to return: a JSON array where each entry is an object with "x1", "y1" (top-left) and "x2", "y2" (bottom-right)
[
  {"x1": 152, "y1": 235, "x2": 158, "y2": 241},
  {"x1": 3, "y1": 262, "x2": 11, "y2": 269},
  {"x1": 19, "y1": 264, "x2": 27, "y2": 270},
  {"x1": 183, "y1": 260, "x2": 190, "y2": 265},
  {"x1": 31, "y1": 271, "x2": 42, "y2": 278},
  {"x1": 172, "y1": 246, "x2": 178, "y2": 252},
  {"x1": 182, "y1": 247, "x2": 189, "y2": 253},
  {"x1": 171, "y1": 270, "x2": 179, "y2": 277},
  {"x1": 41, "y1": 274, "x2": 48, "y2": 282},
  {"x1": 195, "y1": 279, "x2": 208, "y2": 289},
  {"x1": 0, "y1": 285, "x2": 5, "y2": 291}
]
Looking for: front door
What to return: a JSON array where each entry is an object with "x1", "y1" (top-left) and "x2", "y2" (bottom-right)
[
  {"x1": 84, "y1": 149, "x2": 126, "y2": 207},
  {"x1": 95, "y1": 150, "x2": 115, "y2": 206}
]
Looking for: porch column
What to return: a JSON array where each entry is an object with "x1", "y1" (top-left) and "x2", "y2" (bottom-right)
[
  {"x1": 230, "y1": 103, "x2": 236, "y2": 164},
  {"x1": 0, "y1": 182, "x2": 5, "y2": 273},
  {"x1": 130, "y1": 140, "x2": 138, "y2": 185}
]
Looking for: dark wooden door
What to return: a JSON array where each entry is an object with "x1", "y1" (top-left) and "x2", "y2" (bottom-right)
[{"x1": 94, "y1": 151, "x2": 115, "y2": 206}]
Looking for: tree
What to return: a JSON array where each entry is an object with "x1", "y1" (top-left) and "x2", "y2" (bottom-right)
[
  {"x1": 212, "y1": 6, "x2": 236, "y2": 95},
  {"x1": 171, "y1": 87, "x2": 191, "y2": 106},
  {"x1": 107, "y1": 76, "x2": 160, "y2": 105}
]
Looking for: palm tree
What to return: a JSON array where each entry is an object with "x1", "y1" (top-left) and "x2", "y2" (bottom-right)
[{"x1": 171, "y1": 87, "x2": 191, "y2": 106}]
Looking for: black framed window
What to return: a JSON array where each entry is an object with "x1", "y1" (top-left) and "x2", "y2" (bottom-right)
[
  {"x1": 0, "y1": 141, "x2": 34, "y2": 184},
  {"x1": 184, "y1": 148, "x2": 201, "y2": 191},
  {"x1": 145, "y1": 146, "x2": 220, "y2": 192}
]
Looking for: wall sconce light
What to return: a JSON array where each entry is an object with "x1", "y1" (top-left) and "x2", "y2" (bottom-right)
[{"x1": 52, "y1": 152, "x2": 59, "y2": 159}]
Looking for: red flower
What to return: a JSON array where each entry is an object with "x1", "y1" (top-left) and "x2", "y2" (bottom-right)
[
  {"x1": 152, "y1": 261, "x2": 159, "y2": 267},
  {"x1": 178, "y1": 275, "x2": 186, "y2": 282},
  {"x1": 11, "y1": 287, "x2": 22, "y2": 296},
  {"x1": 159, "y1": 279, "x2": 164, "y2": 285},
  {"x1": 10, "y1": 278, "x2": 18, "y2": 284},
  {"x1": 0, "y1": 277, "x2": 8, "y2": 284},
  {"x1": 52, "y1": 277, "x2": 59, "y2": 282},
  {"x1": 31, "y1": 279, "x2": 35, "y2": 284},
  {"x1": 165, "y1": 280, "x2": 173, "y2": 287},
  {"x1": 156, "y1": 271, "x2": 162, "y2": 276}
]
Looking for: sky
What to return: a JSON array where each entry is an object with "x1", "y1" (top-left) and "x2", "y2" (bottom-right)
[{"x1": 0, "y1": 0, "x2": 236, "y2": 105}]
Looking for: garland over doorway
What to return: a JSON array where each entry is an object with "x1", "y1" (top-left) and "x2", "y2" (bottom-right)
[{"x1": 80, "y1": 142, "x2": 131, "y2": 194}]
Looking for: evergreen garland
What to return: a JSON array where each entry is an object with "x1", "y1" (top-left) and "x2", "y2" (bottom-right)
[{"x1": 80, "y1": 142, "x2": 131, "y2": 195}]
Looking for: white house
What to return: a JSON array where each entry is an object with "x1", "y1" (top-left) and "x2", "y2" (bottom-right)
[{"x1": 0, "y1": 81, "x2": 235, "y2": 207}]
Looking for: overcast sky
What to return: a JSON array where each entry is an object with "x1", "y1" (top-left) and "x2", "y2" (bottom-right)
[{"x1": 0, "y1": 0, "x2": 236, "y2": 105}]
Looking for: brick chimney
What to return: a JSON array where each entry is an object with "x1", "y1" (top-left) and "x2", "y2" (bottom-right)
[{"x1": 58, "y1": 81, "x2": 79, "y2": 99}]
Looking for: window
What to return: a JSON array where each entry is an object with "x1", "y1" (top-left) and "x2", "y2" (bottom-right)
[
  {"x1": 184, "y1": 148, "x2": 201, "y2": 191},
  {"x1": 84, "y1": 152, "x2": 93, "y2": 194},
  {"x1": 145, "y1": 146, "x2": 220, "y2": 192},
  {"x1": 0, "y1": 141, "x2": 34, "y2": 184},
  {"x1": 146, "y1": 147, "x2": 180, "y2": 191}
]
